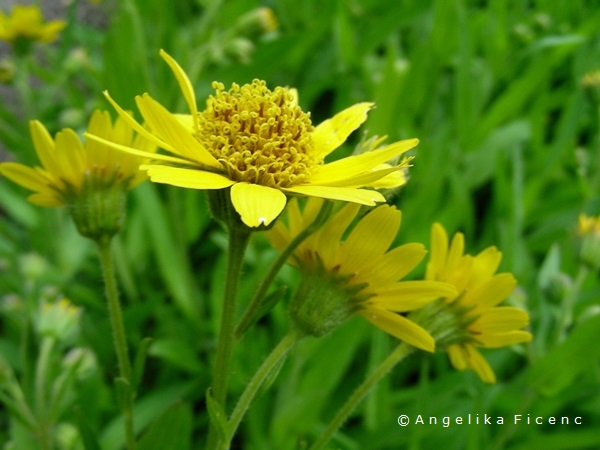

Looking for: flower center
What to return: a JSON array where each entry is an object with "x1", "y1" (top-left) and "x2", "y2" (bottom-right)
[{"x1": 195, "y1": 80, "x2": 318, "y2": 188}]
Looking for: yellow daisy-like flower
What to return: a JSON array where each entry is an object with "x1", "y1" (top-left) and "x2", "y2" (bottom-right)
[
  {"x1": 0, "y1": 110, "x2": 154, "y2": 239},
  {"x1": 87, "y1": 50, "x2": 417, "y2": 228},
  {"x1": 0, "y1": 110, "x2": 153, "y2": 207},
  {"x1": 0, "y1": 5, "x2": 66, "y2": 44},
  {"x1": 424, "y1": 223, "x2": 532, "y2": 383},
  {"x1": 266, "y1": 198, "x2": 456, "y2": 351}
]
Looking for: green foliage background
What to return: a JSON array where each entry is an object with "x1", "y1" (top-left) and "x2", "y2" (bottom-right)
[{"x1": 1, "y1": 0, "x2": 600, "y2": 449}]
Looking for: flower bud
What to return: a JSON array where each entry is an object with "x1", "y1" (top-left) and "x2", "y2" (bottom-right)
[{"x1": 37, "y1": 298, "x2": 81, "y2": 343}]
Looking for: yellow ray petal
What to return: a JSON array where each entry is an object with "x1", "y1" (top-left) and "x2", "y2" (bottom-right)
[
  {"x1": 103, "y1": 91, "x2": 176, "y2": 152},
  {"x1": 462, "y1": 273, "x2": 517, "y2": 308},
  {"x1": 159, "y1": 49, "x2": 198, "y2": 120},
  {"x1": 359, "y1": 306, "x2": 435, "y2": 352},
  {"x1": 283, "y1": 184, "x2": 385, "y2": 205},
  {"x1": 264, "y1": 220, "x2": 291, "y2": 253},
  {"x1": 365, "y1": 164, "x2": 408, "y2": 189},
  {"x1": 135, "y1": 94, "x2": 220, "y2": 168},
  {"x1": 28, "y1": 193, "x2": 63, "y2": 207},
  {"x1": 447, "y1": 345, "x2": 468, "y2": 370},
  {"x1": 230, "y1": 182, "x2": 287, "y2": 227},
  {"x1": 426, "y1": 223, "x2": 449, "y2": 281},
  {"x1": 476, "y1": 330, "x2": 532, "y2": 348},
  {"x1": 0, "y1": 162, "x2": 51, "y2": 193},
  {"x1": 309, "y1": 138, "x2": 418, "y2": 185},
  {"x1": 372, "y1": 281, "x2": 457, "y2": 311},
  {"x1": 174, "y1": 114, "x2": 194, "y2": 129},
  {"x1": 446, "y1": 231, "x2": 465, "y2": 274},
  {"x1": 84, "y1": 110, "x2": 113, "y2": 167},
  {"x1": 472, "y1": 307, "x2": 530, "y2": 333},
  {"x1": 141, "y1": 165, "x2": 234, "y2": 190},
  {"x1": 310, "y1": 202, "x2": 360, "y2": 268},
  {"x1": 312, "y1": 102, "x2": 374, "y2": 159},
  {"x1": 464, "y1": 346, "x2": 496, "y2": 383},
  {"x1": 54, "y1": 129, "x2": 86, "y2": 187},
  {"x1": 29, "y1": 120, "x2": 61, "y2": 176},
  {"x1": 315, "y1": 164, "x2": 403, "y2": 188},
  {"x1": 84, "y1": 132, "x2": 193, "y2": 166},
  {"x1": 338, "y1": 205, "x2": 400, "y2": 274},
  {"x1": 357, "y1": 243, "x2": 426, "y2": 286},
  {"x1": 468, "y1": 246, "x2": 502, "y2": 289}
]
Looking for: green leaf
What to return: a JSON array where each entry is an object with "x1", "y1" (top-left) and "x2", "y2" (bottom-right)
[
  {"x1": 526, "y1": 314, "x2": 600, "y2": 396},
  {"x1": 205, "y1": 388, "x2": 230, "y2": 443},
  {"x1": 101, "y1": 381, "x2": 197, "y2": 449},
  {"x1": 133, "y1": 337, "x2": 153, "y2": 390},
  {"x1": 138, "y1": 403, "x2": 193, "y2": 450},
  {"x1": 148, "y1": 339, "x2": 202, "y2": 374},
  {"x1": 74, "y1": 405, "x2": 102, "y2": 450},
  {"x1": 101, "y1": 0, "x2": 151, "y2": 110},
  {"x1": 133, "y1": 184, "x2": 200, "y2": 321}
]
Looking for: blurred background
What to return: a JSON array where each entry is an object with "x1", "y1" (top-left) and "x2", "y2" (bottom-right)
[{"x1": 1, "y1": 0, "x2": 599, "y2": 449}]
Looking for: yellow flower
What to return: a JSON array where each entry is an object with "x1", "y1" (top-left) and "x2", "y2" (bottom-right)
[
  {"x1": 577, "y1": 213, "x2": 600, "y2": 236},
  {"x1": 0, "y1": 110, "x2": 155, "y2": 239},
  {"x1": 234, "y1": 7, "x2": 278, "y2": 36},
  {"x1": 423, "y1": 223, "x2": 532, "y2": 383},
  {"x1": 0, "y1": 110, "x2": 153, "y2": 207},
  {"x1": 87, "y1": 50, "x2": 417, "y2": 228},
  {"x1": 0, "y1": 5, "x2": 66, "y2": 44},
  {"x1": 266, "y1": 198, "x2": 456, "y2": 351},
  {"x1": 577, "y1": 213, "x2": 600, "y2": 269}
]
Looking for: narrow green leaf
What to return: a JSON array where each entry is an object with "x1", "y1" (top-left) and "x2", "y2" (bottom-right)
[
  {"x1": 133, "y1": 337, "x2": 153, "y2": 390},
  {"x1": 74, "y1": 405, "x2": 102, "y2": 450},
  {"x1": 148, "y1": 339, "x2": 202, "y2": 374},
  {"x1": 526, "y1": 314, "x2": 600, "y2": 396},
  {"x1": 138, "y1": 403, "x2": 193, "y2": 450},
  {"x1": 205, "y1": 388, "x2": 230, "y2": 443}
]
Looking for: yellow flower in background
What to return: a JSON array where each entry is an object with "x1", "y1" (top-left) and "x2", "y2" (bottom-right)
[
  {"x1": 266, "y1": 198, "x2": 456, "y2": 350},
  {"x1": 577, "y1": 213, "x2": 600, "y2": 269},
  {"x1": 0, "y1": 5, "x2": 66, "y2": 44},
  {"x1": 88, "y1": 50, "x2": 417, "y2": 228},
  {"x1": 0, "y1": 110, "x2": 155, "y2": 240},
  {"x1": 577, "y1": 213, "x2": 600, "y2": 236},
  {"x1": 0, "y1": 110, "x2": 154, "y2": 207},
  {"x1": 234, "y1": 7, "x2": 279, "y2": 36},
  {"x1": 423, "y1": 223, "x2": 532, "y2": 383}
]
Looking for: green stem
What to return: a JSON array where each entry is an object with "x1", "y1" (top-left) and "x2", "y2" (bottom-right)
[
  {"x1": 206, "y1": 226, "x2": 251, "y2": 450},
  {"x1": 35, "y1": 336, "x2": 55, "y2": 450},
  {"x1": 97, "y1": 237, "x2": 136, "y2": 450},
  {"x1": 235, "y1": 201, "x2": 333, "y2": 339},
  {"x1": 222, "y1": 329, "x2": 303, "y2": 449},
  {"x1": 309, "y1": 343, "x2": 414, "y2": 450}
]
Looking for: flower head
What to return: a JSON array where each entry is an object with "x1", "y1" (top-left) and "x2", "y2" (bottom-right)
[
  {"x1": 0, "y1": 5, "x2": 66, "y2": 45},
  {"x1": 37, "y1": 298, "x2": 81, "y2": 343},
  {"x1": 577, "y1": 213, "x2": 600, "y2": 269},
  {"x1": 0, "y1": 110, "x2": 155, "y2": 239},
  {"x1": 88, "y1": 50, "x2": 417, "y2": 228},
  {"x1": 418, "y1": 223, "x2": 532, "y2": 383},
  {"x1": 266, "y1": 198, "x2": 456, "y2": 351}
]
